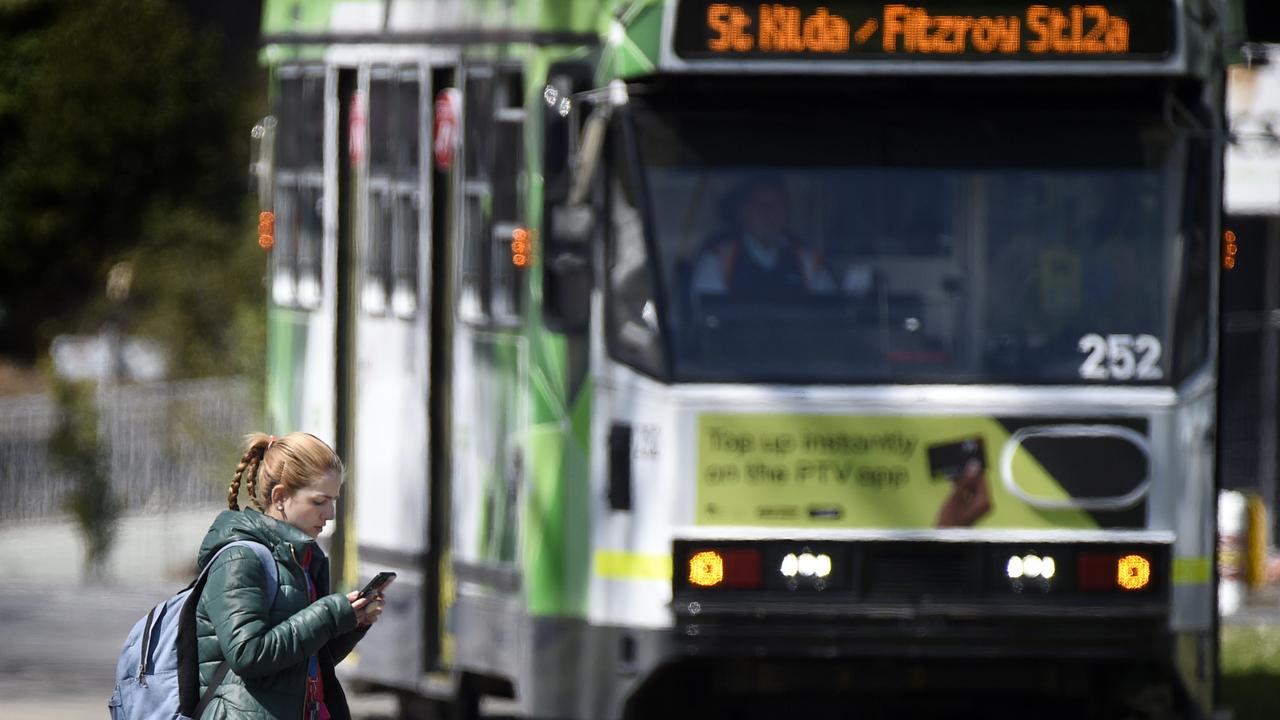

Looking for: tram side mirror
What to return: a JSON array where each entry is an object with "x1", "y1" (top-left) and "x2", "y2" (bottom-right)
[{"x1": 542, "y1": 61, "x2": 597, "y2": 334}]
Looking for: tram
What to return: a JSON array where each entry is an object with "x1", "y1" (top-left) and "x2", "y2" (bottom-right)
[{"x1": 256, "y1": 1, "x2": 1237, "y2": 717}]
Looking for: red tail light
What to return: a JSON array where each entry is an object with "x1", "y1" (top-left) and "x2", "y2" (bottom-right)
[{"x1": 1078, "y1": 551, "x2": 1116, "y2": 592}]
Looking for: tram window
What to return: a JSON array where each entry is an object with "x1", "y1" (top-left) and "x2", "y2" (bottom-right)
[
  {"x1": 362, "y1": 187, "x2": 391, "y2": 314},
  {"x1": 464, "y1": 70, "x2": 494, "y2": 183},
  {"x1": 491, "y1": 101, "x2": 527, "y2": 324},
  {"x1": 396, "y1": 75, "x2": 420, "y2": 180},
  {"x1": 492, "y1": 110, "x2": 522, "y2": 228},
  {"x1": 369, "y1": 73, "x2": 393, "y2": 176},
  {"x1": 296, "y1": 183, "x2": 324, "y2": 308},
  {"x1": 627, "y1": 92, "x2": 1191, "y2": 384},
  {"x1": 459, "y1": 189, "x2": 491, "y2": 320},
  {"x1": 392, "y1": 192, "x2": 421, "y2": 318},
  {"x1": 272, "y1": 179, "x2": 298, "y2": 307},
  {"x1": 298, "y1": 75, "x2": 324, "y2": 170},
  {"x1": 276, "y1": 74, "x2": 301, "y2": 169},
  {"x1": 607, "y1": 129, "x2": 664, "y2": 378},
  {"x1": 458, "y1": 68, "x2": 496, "y2": 323},
  {"x1": 391, "y1": 72, "x2": 421, "y2": 318},
  {"x1": 364, "y1": 68, "x2": 422, "y2": 318},
  {"x1": 1172, "y1": 136, "x2": 1212, "y2": 380},
  {"x1": 272, "y1": 66, "x2": 325, "y2": 311},
  {"x1": 459, "y1": 66, "x2": 528, "y2": 326}
]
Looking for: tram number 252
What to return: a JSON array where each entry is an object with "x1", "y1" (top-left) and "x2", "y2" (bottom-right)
[{"x1": 1077, "y1": 333, "x2": 1164, "y2": 381}]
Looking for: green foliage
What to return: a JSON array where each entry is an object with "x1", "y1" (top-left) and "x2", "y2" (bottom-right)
[
  {"x1": 1222, "y1": 623, "x2": 1280, "y2": 719},
  {"x1": 0, "y1": 0, "x2": 264, "y2": 375},
  {"x1": 48, "y1": 378, "x2": 119, "y2": 578},
  {"x1": 123, "y1": 205, "x2": 268, "y2": 381}
]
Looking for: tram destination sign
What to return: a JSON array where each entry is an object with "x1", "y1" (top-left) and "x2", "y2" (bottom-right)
[{"x1": 672, "y1": 1, "x2": 1177, "y2": 61}]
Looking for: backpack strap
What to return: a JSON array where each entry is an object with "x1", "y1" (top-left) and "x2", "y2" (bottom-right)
[
  {"x1": 194, "y1": 662, "x2": 233, "y2": 719},
  {"x1": 177, "y1": 539, "x2": 279, "y2": 717},
  {"x1": 218, "y1": 540, "x2": 280, "y2": 604}
]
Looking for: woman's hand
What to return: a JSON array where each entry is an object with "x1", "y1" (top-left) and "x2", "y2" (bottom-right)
[{"x1": 347, "y1": 591, "x2": 385, "y2": 627}]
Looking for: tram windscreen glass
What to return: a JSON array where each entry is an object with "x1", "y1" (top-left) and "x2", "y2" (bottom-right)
[
  {"x1": 621, "y1": 88, "x2": 1194, "y2": 384},
  {"x1": 672, "y1": 1, "x2": 1177, "y2": 61}
]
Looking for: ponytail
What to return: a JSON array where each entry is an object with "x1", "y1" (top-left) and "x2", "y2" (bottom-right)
[{"x1": 228, "y1": 433, "x2": 272, "y2": 510}]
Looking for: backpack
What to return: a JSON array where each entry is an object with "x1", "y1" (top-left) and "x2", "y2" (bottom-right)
[{"x1": 108, "y1": 540, "x2": 279, "y2": 720}]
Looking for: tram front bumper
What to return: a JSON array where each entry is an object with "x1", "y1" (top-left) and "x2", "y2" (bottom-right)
[{"x1": 671, "y1": 538, "x2": 1172, "y2": 661}]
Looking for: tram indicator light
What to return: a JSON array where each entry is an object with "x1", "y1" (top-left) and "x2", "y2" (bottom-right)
[
  {"x1": 511, "y1": 227, "x2": 533, "y2": 269},
  {"x1": 258, "y1": 211, "x2": 275, "y2": 250},
  {"x1": 688, "y1": 550, "x2": 724, "y2": 587},
  {"x1": 686, "y1": 547, "x2": 763, "y2": 589},
  {"x1": 1223, "y1": 229, "x2": 1238, "y2": 271},
  {"x1": 1077, "y1": 550, "x2": 1154, "y2": 592},
  {"x1": 1116, "y1": 553, "x2": 1152, "y2": 591}
]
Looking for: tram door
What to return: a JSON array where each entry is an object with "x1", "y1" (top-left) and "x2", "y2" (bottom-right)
[
  {"x1": 266, "y1": 66, "x2": 336, "y2": 455},
  {"x1": 348, "y1": 63, "x2": 434, "y2": 687}
]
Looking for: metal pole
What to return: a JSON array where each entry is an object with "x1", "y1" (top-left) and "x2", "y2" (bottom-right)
[{"x1": 1262, "y1": 217, "x2": 1280, "y2": 545}]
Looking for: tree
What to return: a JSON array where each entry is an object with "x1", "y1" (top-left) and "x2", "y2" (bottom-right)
[
  {"x1": 0, "y1": 0, "x2": 264, "y2": 375},
  {"x1": 48, "y1": 378, "x2": 118, "y2": 579}
]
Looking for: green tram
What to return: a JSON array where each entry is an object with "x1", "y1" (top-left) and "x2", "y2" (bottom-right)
[{"x1": 257, "y1": 1, "x2": 1236, "y2": 717}]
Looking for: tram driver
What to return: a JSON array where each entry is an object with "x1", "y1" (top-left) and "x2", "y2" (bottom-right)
[{"x1": 689, "y1": 175, "x2": 835, "y2": 302}]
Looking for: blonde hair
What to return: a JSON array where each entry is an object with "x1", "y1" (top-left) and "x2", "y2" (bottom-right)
[{"x1": 228, "y1": 432, "x2": 344, "y2": 511}]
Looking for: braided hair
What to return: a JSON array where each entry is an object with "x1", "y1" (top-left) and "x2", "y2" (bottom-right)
[{"x1": 227, "y1": 432, "x2": 343, "y2": 511}]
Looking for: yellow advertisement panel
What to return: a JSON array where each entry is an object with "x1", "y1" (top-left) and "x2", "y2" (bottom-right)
[{"x1": 697, "y1": 413, "x2": 1129, "y2": 530}]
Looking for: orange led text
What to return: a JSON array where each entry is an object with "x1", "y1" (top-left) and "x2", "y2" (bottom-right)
[{"x1": 703, "y1": 3, "x2": 1135, "y2": 56}]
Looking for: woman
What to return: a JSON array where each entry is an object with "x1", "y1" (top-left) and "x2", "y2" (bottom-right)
[{"x1": 195, "y1": 432, "x2": 383, "y2": 719}]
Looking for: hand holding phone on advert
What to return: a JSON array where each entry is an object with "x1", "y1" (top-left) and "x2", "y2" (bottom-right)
[{"x1": 929, "y1": 438, "x2": 992, "y2": 528}]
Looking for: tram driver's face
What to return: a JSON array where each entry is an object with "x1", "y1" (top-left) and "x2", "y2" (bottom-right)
[{"x1": 739, "y1": 184, "x2": 789, "y2": 247}]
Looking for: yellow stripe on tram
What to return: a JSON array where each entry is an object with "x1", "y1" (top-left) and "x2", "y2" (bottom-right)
[
  {"x1": 1172, "y1": 556, "x2": 1211, "y2": 585},
  {"x1": 594, "y1": 550, "x2": 672, "y2": 581}
]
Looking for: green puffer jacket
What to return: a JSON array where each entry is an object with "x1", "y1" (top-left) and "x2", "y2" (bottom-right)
[{"x1": 195, "y1": 508, "x2": 367, "y2": 720}]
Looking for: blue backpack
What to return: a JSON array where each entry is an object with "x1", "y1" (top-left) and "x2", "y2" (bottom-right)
[{"x1": 108, "y1": 540, "x2": 279, "y2": 720}]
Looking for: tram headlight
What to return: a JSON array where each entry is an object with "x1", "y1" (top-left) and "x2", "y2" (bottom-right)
[
  {"x1": 814, "y1": 553, "x2": 833, "y2": 578},
  {"x1": 1005, "y1": 553, "x2": 1056, "y2": 581},
  {"x1": 780, "y1": 553, "x2": 799, "y2": 578},
  {"x1": 781, "y1": 552, "x2": 833, "y2": 579}
]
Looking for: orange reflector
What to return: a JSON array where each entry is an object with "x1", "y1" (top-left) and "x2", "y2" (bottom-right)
[
  {"x1": 688, "y1": 550, "x2": 724, "y2": 587},
  {"x1": 511, "y1": 227, "x2": 533, "y2": 268},
  {"x1": 1116, "y1": 554, "x2": 1152, "y2": 591},
  {"x1": 258, "y1": 211, "x2": 275, "y2": 250}
]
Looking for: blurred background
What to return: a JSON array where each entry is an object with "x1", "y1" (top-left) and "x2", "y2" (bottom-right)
[
  {"x1": 0, "y1": 1, "x2": 1278, "y2": 719},
  {"x1": 0, "y1": 1, "x2": 317, "y2": 716},
  {"x1": 0, "y1": 0, "x2": 265, "y2": 561}
]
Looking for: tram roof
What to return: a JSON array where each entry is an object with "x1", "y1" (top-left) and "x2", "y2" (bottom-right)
[{"x1": 260, "y1": 0, "x2": 1231, "y2": 78}]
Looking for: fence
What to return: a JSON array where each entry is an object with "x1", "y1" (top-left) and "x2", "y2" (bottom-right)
[{"x1": 0, "y1": 378, "x2": 256, "y2": 523}]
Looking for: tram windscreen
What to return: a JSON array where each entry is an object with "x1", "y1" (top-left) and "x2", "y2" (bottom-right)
[{"x1": 616, "y1": 89, "x2": 1199, "y2": 384}]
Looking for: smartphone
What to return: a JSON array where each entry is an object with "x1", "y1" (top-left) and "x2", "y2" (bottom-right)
[
  {"x1": 357, "y1": 571, "x2": 397, "y2": 600},
  {"x1": 926, "y1": 437, "x2": 985, "y2": 479}
]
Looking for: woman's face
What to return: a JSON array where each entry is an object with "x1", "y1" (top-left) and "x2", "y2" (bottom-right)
[{"x1": 274, "y1": 472, "x2": 341, "y2": 539}]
